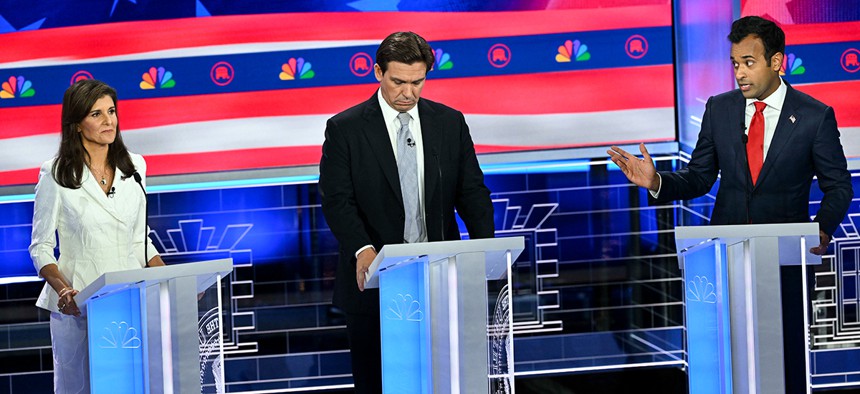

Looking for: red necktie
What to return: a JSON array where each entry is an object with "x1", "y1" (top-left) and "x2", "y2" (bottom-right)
[{"x1": 747, "y1": 101, "x2": 767, "y2": 186}]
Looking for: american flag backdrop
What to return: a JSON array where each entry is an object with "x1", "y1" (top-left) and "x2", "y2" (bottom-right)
[{"x1": 0, "y1": 1, "x2": 678, "y2": 187}]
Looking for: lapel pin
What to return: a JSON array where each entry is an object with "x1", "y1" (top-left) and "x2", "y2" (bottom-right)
[{"x1": 789, "y1": 115, "x2": 796, "y2": 124}]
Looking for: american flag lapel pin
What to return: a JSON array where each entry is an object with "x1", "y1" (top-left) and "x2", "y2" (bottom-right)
[{"x1": 789, "y1": 115, "x2": 796, "y2": 124}]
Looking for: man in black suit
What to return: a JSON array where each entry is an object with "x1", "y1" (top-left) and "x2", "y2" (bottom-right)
[
  {"x1": 319, "y1": 31, "x2": 495, "y2": 394},
  {"x1": 608, "y1": 16, "x2": 852, "y2": 393}
]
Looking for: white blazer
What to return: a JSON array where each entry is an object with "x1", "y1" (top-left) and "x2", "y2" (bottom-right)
[{"x1": 30, "y1": 152, "x2": 159, "y2": 313}]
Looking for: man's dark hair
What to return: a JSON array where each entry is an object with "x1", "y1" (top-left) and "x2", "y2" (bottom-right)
[
  {"x1": 375, "y1": 31, "x2": 436, "y2": 74},
  {"x1": 728, "y1": 16, "x2": 785, "y2": 66}
]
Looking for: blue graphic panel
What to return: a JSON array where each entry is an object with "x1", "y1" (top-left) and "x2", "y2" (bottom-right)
[
  {"x1": 683, "y1": 241, "x2": 732, "y2": 394},
  {"x1": 87, "y1": 288, "x2": 146, "y2": 394},
  {"x1": 379, "y1": 259, "x2": 431, "y2": 394},
  {"x1": 784, "y1": 42, "x2": 860, "y2": 83}
]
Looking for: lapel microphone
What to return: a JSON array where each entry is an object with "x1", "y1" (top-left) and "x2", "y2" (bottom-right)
[
  {"x1": 407, "y1": 137, "x2": 416, "y2": 147},
  {"x1": 107, "y1": 187, "x2": 116, "y2": 198}
]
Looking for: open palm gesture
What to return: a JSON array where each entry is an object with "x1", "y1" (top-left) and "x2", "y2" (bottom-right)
[{"x1": 607, "y1": 143, "x2": 659, "y2": 191}]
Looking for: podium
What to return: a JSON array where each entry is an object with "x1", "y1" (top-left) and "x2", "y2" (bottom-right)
[
  {"x1": 74, "y1": 258, "x2": 233, "y2": 394},
  {"x1": 365, "y1": 237, "x2": 524, "y2": 394},
  {"x1": 675, "y1": 223, "x2": 821, "y2": 394}
]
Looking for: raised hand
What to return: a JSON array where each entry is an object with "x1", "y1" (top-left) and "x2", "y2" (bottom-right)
[{"x1": 607, "y1": 143, "x2": 660, "y2": 191}]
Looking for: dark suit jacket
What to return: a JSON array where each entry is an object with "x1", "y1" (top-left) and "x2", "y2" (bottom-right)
[
  {"x1": 657, "y1": 83, "x2": 852, "y2": 235},
  {"x1": 319, "y1": 93, "x2": 495, "y2": 314}
]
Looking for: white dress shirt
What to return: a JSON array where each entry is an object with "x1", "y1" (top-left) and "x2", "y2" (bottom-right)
[{"x1": 744, "y1": 77, "x2": 787, "y2": 159}]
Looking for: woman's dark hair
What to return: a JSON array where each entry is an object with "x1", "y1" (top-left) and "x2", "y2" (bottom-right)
[
  {"x1": 375, "y1": 31, "x2": 436, "y2": 74},
  {"x1": 53, "y1": 79, "x2": 135, "y2": 189},
  {"x1": 728, "y1": 16, "x2": 785, "y2": 66}
]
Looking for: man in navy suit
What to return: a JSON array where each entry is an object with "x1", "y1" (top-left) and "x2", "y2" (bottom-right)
[
  {"x1": 319, "y1": 31, "x2": 495, "y2": 394},
  {"x1": 608, "y1": 16, "x2": 852, "y2": 393}
]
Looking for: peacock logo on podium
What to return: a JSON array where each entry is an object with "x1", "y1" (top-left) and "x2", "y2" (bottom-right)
[
  {"x1": 385, "y1": 294, "x2": 424, "y2": 322},
  {"x1": 99, "y1": 321, "x2": 142, "y2": 349},
  {"x1": 687, "y1": 276, "x2": 717, "y2": 304}
]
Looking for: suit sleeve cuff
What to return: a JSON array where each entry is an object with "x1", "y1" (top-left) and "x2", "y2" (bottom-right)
[{"x1": 649, "y1": 173, "x2": 663, "y2": 199}]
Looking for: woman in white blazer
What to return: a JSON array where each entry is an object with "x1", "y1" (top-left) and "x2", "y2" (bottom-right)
[{"x1": 29, "y1": 79, "x2": 165, "y2": 394}]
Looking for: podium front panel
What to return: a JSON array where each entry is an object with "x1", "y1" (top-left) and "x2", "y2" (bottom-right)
[
  {"x1": 88, "y1": 287, "x2": 147, "y2": 394},
  {"x1": 79, "y1": 260, "x2": 232, "y2": 394},
  {"x1": 380, "y1": 257, "x2": 432, "y2": 394},
  {"x1": 371, "y1": 240, "x2": 519, "y2": 393},
  {"x1": 682, "y1": 240, "x2": 732, "y2": 394}
]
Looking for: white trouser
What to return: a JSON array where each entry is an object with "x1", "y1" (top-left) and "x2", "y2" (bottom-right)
[{"x1": 50, "y1": 312, "x2": 90, "y2": 394}]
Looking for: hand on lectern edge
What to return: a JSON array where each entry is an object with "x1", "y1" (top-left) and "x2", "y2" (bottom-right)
[
  {"x1": 810, "y1": 231, "x2": 831, "y2": 256},
  {"x1": 146, "y1": 255, "x2": 166, "y2": 267},
  {"x1": 356, "y1": 248, "x2": 376, "y2": 292}
]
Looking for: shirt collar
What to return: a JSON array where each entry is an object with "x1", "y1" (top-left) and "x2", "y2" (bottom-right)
[
  {"x1": 746, "y1": 77, "x2": 786, "y2": 111},
  {"x1": 377, "y1": 89, "x2": 419, "y2": 126}
]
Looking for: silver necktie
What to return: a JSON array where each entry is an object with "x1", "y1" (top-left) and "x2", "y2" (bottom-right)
[{"x1": 396, "y1": 112, "x2": 423, "y2": 243}]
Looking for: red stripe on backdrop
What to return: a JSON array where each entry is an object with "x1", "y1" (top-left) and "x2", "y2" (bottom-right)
[
  {"x1": 144, "y1": 146, "x2": 324, "y2": 177},
  {"x1": 795, "y1": 80, "x2": 860, "y2": 127},
  {"x1": 427, "y1": 65, "x2": 674, "y2": 115},
  {"x1": 474, "y1": 136, "x2": 674, "y2": 154},
  {"x1": 784, "y1": 22, "x2": 860, "y2": 45},
  {"x1": 0, "y1": 65, "x2": 674, "y2": 139},
  {"x1": 0, "y1": 6, "x2": 670, "y2": 64},
  {"x1": 0, "y1": 168, "x2": 40, "y2": 187}
]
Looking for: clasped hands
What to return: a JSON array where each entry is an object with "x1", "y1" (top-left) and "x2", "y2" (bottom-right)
[{"x1": 57, "y1": 287, "x2": 81, "y2": 317}]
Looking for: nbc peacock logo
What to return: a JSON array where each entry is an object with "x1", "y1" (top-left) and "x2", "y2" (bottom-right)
[
  {"x1": 433, "y1": 48, "x2": 453, "y2": 70},
  {"x1": 279, "y1": 58, "x2": 314, "y2": 80},
  {"x1": 140, "y1": 67, "x2": 176, "y2": 90},
  {"x1": 555, "y1": 39, "x2": 590, "y2": 62},
  {"x1": 780, "y1": 53, "x2": 805, "y2": 76},
  {"x1": 1, "y1": 76, "x2": 35, "y2": 99}
]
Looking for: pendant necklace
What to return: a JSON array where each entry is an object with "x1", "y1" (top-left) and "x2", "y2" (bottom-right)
[{"x1": 89, "y1": 164, "x2": 108, "y2": 185}]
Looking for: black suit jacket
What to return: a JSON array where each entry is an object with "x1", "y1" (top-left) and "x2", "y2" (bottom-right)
[
  {"x1": 319, "y1": 93, "x2": 495, "y2": 314},
  {"x1": 657, "y1": 83, "x2": 852, "y2": 235}
]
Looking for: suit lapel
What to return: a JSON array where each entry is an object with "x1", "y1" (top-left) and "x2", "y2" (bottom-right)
[
  {"x1": 419, "y1": 100, "x2": 440, "y2": 209},
  {"x1": 80, "y1": 168, "x2": 124, "y2": 222},
  {"x1": 361, "y1": 95, "x2": 403, "y2": 206},
  {"x1": 757, "y1": 85, "x2": 800, "y2": 186},
  {"x1": 725, "y1": 92, "x2": 754, "y2": 189}
]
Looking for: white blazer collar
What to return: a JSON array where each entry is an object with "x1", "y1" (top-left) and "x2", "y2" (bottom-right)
[{"x1": 80, "y1": 167, "x2": 127, "y2": 223}]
